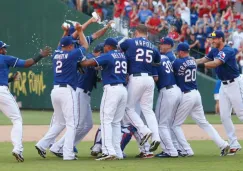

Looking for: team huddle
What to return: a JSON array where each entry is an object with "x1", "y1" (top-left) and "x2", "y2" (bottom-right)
[{"x1": 0, "y1": 17, "x2": 243, "y2": 162}]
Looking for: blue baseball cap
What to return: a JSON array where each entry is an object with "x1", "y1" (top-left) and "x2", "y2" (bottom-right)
[
  {"x1": 158, "y1": 37, "x2": 174, "y2": 47},
  {"x1": 0, "y1": 41, "x2": 10, "y2": 48},
  {"x1": 94, "y1": 43, "x2": 104, "y2": 53},
  {"x1": 176, "y1": 42, "x2": 190, "y2": 52},
  {"x1": 209, "y1": 30, "x2": 225, "y2": 39},
  {"x1": 60, "y1": 36, "x2": 75, "y2": 47},
  {"x1": 104, "y1": 38, "x2": 118, "y2": 48}
]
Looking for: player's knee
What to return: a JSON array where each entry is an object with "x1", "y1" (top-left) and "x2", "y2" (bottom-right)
[
  {"x1": 10, "y1": 114, "x2": 22, "y2": 124},
  {"x1": 220, "y1": 114, "x2": 231, "y2": 123}
]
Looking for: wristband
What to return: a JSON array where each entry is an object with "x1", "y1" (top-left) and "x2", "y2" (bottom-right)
[
  {"x1": 32, "y1": 54, "x2": 43, "y2": 63},
  {"x1": 8, "y1": 77, "x2": 14, "y2": 83}
]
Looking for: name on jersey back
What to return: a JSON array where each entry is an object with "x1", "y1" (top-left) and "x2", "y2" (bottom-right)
[
  {"x1": 178, "y1": 59, "x2": 196, "y2": 75},
  {"x1": 53, "y1": 53, "x2": 68, "y2": 60},
  {"x1": 111, "y1": 52, "x2": 126, "y2": 59},
  {"x1": 135, "y1": 40, "x2": 154, "y2": 49}
]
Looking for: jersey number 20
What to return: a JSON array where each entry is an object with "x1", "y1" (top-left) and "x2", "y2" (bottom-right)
[
  {"x1": 185, "y1": 69, "x2": 196, "y2": 82},
  {"x1": 136, "y1": 48, "x2": 153, "y2": 63},
  {"x1": 115, "y1": 61, "x2": 127, "y2": 74}
]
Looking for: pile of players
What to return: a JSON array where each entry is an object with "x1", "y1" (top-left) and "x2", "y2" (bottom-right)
[{"x1": 1, "y1": 15, "x2": 242, "y2": 162}]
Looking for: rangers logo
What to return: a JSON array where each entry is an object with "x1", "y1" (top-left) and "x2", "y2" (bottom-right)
[{"x1": 218, "y1": 51, "x2": 226, "y2": 59}]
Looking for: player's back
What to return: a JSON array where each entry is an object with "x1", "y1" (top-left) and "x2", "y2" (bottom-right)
[
  {"x1": 52, "y1": 48, "x2": 83, "y2": 89},
  {"x1": 173, "y1": 56, "x2": 197, "y2": 92},
  {"x1": 120, "y1": 37, "x2": 160, "y2": 75},
  {"x1": 95, "y1": 50, "x2": 127, "y2": 85},
  {"x1": 153, "y1": 55, "x2": 176, "y2": 90}
]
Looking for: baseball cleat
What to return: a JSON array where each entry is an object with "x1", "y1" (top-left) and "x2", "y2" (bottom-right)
[
  {"x1": 12, "y1": 152, "x2": 24, "y2": 162},
  {"x1": 227, "y1": 148, "x2": 241, "y2": 156},
  {"x1": 149, "y1": 141, "x2": 160, "y2": 152},
  {"x1": 95, "y1": 154, "x2": 117, "y2": 161},
  {"x1": 91, "y1": 151, "x2": 101, "y2": 157},
  {"x1": 73, "y1": 146, "x2": 78, "y2": 154},
  {"x1": 140, "y1": 132, "x2": 152, "y2": 146},
  {"x1": 50, "y1": 151, "x2": 63, "y2": 158},
  {"x1": 135, "y1": 152, "x2": 154, "y2": 159},
  {"x1": 155, "y1": 152, "x2": 178, "y2": 158},
  {"x1": 220, "y1": 145, "x2": 230, "y2": 156},
  {"x1": 177, "y1": 150, "x2": 187, "y2": 157},
  {"x1": 35, "y1": 146, "x2": 46, "y2": 158}
]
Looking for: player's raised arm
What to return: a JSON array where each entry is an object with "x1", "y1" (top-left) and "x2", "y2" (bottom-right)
[
  {"x1": 23, "y1": 46, "x2": 52, "y2": 68},
  {"x1": 196, "y1": 57, "x2": 211, "y2": 64},
  {"x1": 92, "y1": 20, "x2": 114, "y2": 40},
  {"x1": 75, "y1": 23, "x2": 89, "y2": 50}
]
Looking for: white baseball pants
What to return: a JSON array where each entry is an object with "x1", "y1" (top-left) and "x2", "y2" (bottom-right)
[
  {"x1": 155, "y1": 85, "x2": 182, "y2": 156},
  {"x1": 36, "y1": 85, "x2": 77, "y2": 160},
  {"x1": 219, "y1": 76, "x2": 243, "y2": 149},
  {"x1": 50, "y1": 87, "x2": 93, "y2": 153},
  {"x1": 0, "y1": 86, "x2": 23, "y2": 154},
  {"x1": 125, "y1": 74, "x2": 160, "y2": 142},
  {"x1": 100, "y1": 84, "x2": 127, "y2": 158},
  {"x1": 171, "y1": 90, "x2": 228, "y2": 155}
]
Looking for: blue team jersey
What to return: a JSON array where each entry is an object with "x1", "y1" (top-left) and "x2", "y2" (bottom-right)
[
  {"x1": 214, "y1": 79, "x2": 221, "y2": 94},
  {"x1": 0, "y1": 55, "x2": 25, "y2": 86},
  {"x1": 73, "y1": 35, "x2": 94, "y2": 49},
  {"x1": 206, "y1": 46, "x2": 239, "y2": 81},
  {"x1": 77, "y1": 53, "x2": 98, "y2": 92},
  {"x1": 93, "y1": 50, "x2": 127, "y2": 86},
  {"x1": 52, "y1": 47, "x2": 85, "y2": 89},
  {"x1": 120, "y1": 37, "x2": 161, "y2": 75},
  {"x1": 173, "y1": 56, "x2": 197, "y2": 92},
  {"x1": 162, "y1": 51, "x2": 176, "y2": 62},
  {"x1": 152, "y1": 55, "x2": 176, "y2": 91}
]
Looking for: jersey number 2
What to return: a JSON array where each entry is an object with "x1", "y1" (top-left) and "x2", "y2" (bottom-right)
[
  {"x1": 135, "y1": 48, "x2": 153, "y2": 63},
  {"x1": 115, "y1": 61, "x2": 127, "y2": 74},
  {"x1": 56, "y1": 61, "x2": 62, "y2": 73},
  {"x1": 185, "y1": 69, "x2": 196, "y2": 82}
]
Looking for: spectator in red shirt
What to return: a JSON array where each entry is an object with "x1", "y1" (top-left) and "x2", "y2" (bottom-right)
[
  {"x1": 219, "y1": 0, "x2": 228, "y2": 14},
  {"x1": 113, "y1": 0, "x2": 124, "y2": 32},
  {"x1": 168, "y1": 25, "x2": 180, "y2": 40},
  {"x1": 146, "y1": 12, "x2": 161, "y2": 43},
  {"x1": 197, "y1": 0, "x2": 210, "y2": 19},
  {"x1": 129, "y1": 5, "x2": 139, "y2": 31}
]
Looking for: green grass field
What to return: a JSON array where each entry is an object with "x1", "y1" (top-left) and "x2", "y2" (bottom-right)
[
  {"x1": 0, "y1": 110, "x2": 242, "y2": 125},
  {"x1": 0, "y1": 141, "x2": 242, "y2": 171}
]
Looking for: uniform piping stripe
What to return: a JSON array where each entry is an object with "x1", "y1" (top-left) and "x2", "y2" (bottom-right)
[
  {"x1": 76, "y1": 91, "x2": 81, "y2": 129},
  {"x1": 13, "y1": 58, "x2": 19, "y2": 68},
  {"x1": 102, "y1": 88, "x2": 109, "y2": 155},
  {"x1": 237, "y1": 79, "x2": 243, "y2": 105}
]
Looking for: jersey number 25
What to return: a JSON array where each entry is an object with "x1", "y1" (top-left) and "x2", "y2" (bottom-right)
[{"x1": 135, "y1": 49, "x2": 153, "y2": 63}]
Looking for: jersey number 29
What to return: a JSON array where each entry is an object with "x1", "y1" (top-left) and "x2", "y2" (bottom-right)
[
  {"x1": 115, "y1": 61, "x2": 127, "y2": 74},
  {"x1": 185, "y1": 69, "x2": 196, "y2": 82},
  {"x1": 135, "y1": 49, "x2": 153, "y2": 63}
]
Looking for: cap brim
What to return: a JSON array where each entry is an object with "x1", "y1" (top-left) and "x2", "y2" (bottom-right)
[{"x1": 1, "y1": 44, "x2": 10, "y2": 48}]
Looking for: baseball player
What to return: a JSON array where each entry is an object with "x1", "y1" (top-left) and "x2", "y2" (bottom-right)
[
  {"x1": 80, "y1": 38, "x2": 128, "y2": 160},
  {"x1": 119, "y1": 24, "x2": 161, "y2": 151},
  {"x1": 152, "y1": 37, "x2": 182, "y2": 158},
  {"x1": 158, "y1": 37, "x2": 176, "y2": 62},
  {"x1": 0, "y1": 41, "x2": 51, "y2": 162},
  {"x1": 35, "y1": 23, "x2": 88, "y2": 160},
  {"x1": 49, "y1": 44, "x2": 103, "y2": 156},
  {"x1": 197, "y1": 30, "x2": 243, "y2": 155},
  {"x1": 171, "y1": 42, "x2": 230, "y2": 157}
]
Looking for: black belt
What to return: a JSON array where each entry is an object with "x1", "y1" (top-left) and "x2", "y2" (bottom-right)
[
  {"x1": 83, "y1": 90, "x2": 91, "y2": 96},
  {"x1": 59, "y1": 84, "x2": 67, "y2": 88},
  {"x1": 132, "y1": 73, "x2": 152, "y2": 77},
  {"x1": 165, "y1": 85, "x2": 173, "y2": 90},
  {"x1": 183, "y1": 90, "x2": 191, "y2": 94},
  {"x1": 222, "y1": 79, "x2": 235, "y2": 85},
  {"x1": 109, "y1": 83, "x2": 125, "y2": 86},
  {"x1": 58, "y1": 84, "x2": 76, "y2": 90}
]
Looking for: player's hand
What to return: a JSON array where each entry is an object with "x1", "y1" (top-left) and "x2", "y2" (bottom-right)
[
  {"x1": 62, "y1": 22, "x2": 70, "y2": 32},
  {"x1": 106, "y1": 20, "x2": 115, "y2": 28},
  {"x1": 91, "y1": 17, "x2": 99, "y2": 23},
  {"x1": 40, "y1": 46, "x2": 52, "y2": 57},
  {"x1": 75, "y1": 23, "x2": 83, "y2": 32}
]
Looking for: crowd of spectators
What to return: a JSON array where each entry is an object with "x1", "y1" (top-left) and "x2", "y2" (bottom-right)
[{"x1": 62, "y1": 0, "x2": 243, "y2": 77}]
